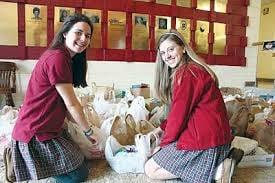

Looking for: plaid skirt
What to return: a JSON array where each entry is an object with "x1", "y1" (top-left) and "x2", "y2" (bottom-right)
[
  {"x1": 11, "y1": 130, "x2": 84, "y2": 181},
  {"x1": 153, "y1": 143, "x2": 230, "y2": 183}
]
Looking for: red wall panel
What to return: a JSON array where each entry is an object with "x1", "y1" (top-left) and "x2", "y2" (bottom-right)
[{"x1": 0, "y1": 0, "x2": 248, "y2": 66}]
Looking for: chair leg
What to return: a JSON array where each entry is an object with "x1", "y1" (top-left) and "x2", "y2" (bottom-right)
[{"x1": 5, "y1": 93, "x2": 15, "y2": 107}]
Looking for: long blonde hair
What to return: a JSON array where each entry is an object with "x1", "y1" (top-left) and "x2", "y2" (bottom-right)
[{"x1": 154, "y1": 29, "x2": 218, "y2": 105}]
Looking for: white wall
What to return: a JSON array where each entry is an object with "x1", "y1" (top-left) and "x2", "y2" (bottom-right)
[{"x1": 0, "y1": 1, "x2": 261, "y2": 107}]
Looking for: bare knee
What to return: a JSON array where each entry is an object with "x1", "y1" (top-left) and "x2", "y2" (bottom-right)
[{"x1": 145, "y1": 158, "x2": 178, "y2": 180}]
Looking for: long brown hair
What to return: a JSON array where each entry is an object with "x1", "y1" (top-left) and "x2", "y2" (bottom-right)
[
  {"x1": 50, "y1": 14, "x2": 93, "y2": 87},
  {"x1": 154, "y1": 29, "x2": 218, "y2": 105}
]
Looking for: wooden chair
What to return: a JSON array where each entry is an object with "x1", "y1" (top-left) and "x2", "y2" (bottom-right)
[{"x1": 0, "y1": 62, "x2": 17, "y2": 107}]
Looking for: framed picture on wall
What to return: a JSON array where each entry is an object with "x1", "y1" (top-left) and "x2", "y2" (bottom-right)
[
  {"x1": 176, "y1": 18, "x2": 190, "y2": 43},
  {"x1": 31, "y1": 7, "x2": 42, "y2": 20},
  {"x1": 108, "y1": 11, "x2": 126, "y2": 49},
  {"x1": 263, "y1": 41, "x2": 275, "y2": 51},
  {"x1": 82, "y1": 9, "x2": 102, "y2": 48},
  {"x1": 0, "y1": 2, "x2": 18, "y2": 46},
  {"x1": 59, "y1": 9, "x2": 70, "y2": 22},
  {"x1": 132, "y1": 13, "x2": 149, "y2": 50},
  {"x1": 158, "y1": 18, "x2": 167, "y2": 29},
  {"x1": 54, "y1": 7, "x2": 75, "y2": 34},
  {"x1": 25, "y1": 4, "x2": 47, "y2": 47},
  {"x1": 135, "y1": 16, "x2": 147, "y2": 26}
]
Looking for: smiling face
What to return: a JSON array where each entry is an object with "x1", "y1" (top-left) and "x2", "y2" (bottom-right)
[
  {"x1": 63, "y1": 22, "x2": 92, "y2": 57},
  {"x1": 159, "y1": 39, "x2": 184, "y2": 68}
]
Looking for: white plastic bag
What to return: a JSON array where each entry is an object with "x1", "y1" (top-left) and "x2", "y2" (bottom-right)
[
  {"x1": 127, "y1": 96, "x2": 149, "y2": 123},
  {"x1": 0, "y1": 106, "x2": 18, "y2": 156},
  {"x1": 0, "y1": 105, "x2": 18, "y2": 124},
  {"x1": 100, "y1": 116, "x2": 114, "y2": 137},
  {"x1": 105, "y1": 132, "x2": 159, "y2": 174}
]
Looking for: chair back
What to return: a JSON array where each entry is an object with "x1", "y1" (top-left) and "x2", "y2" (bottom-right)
[{"x1": 0, "y1": 62, "x2": 16, "y2": 94}]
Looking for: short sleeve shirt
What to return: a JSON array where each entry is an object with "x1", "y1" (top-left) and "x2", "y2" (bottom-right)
[{"x1": 12, "y1": 48, "x2": 72, "y2": 143}]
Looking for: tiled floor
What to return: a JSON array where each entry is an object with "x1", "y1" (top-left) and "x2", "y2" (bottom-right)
[{"x1": 1, "y1": 159, "x2": 275, "y2": 183}]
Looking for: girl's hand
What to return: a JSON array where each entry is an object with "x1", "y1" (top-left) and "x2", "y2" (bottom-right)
[
  {"x1": 84, "y1": 127, "x2": 98, "y2": 144},
  {"x1": 88, "y1": 147, "x2": 105, "y2": 159},
  {"x1": 86, "y1": 134, "x2": 99, "y2": 145},
  {"x1": 86, "y1": 134, "x2": 105, "y2": 159},
  {"x1": 86, "y1": 136, "x2": 105, "y2": 159}
]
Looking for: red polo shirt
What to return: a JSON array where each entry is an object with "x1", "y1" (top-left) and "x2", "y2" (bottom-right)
[
  {"x1": 160, "y1": 63, "x2": 233, "y2": 150},
  {"x1": 12, "y1": 48, "x2": 72, "y2": 143}
]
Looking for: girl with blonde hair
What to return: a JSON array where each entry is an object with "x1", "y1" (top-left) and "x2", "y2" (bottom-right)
[{"x1": 145, "y1": 29, "x2": 236, "y2": 183}]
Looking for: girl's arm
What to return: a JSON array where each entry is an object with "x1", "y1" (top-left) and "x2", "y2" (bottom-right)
[
  {"x1": 55, "y1": 83, "x2": 98, "y2": 143},
  {"x1": 66, "y1": 110, "x2": 76, "y2": 123},
  {"x1": 161, "y1": 69, "x2": 200, "y2": 145}
]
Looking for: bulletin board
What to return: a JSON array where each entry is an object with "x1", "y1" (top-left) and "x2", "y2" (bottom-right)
[{"x1": 0, "y1": 0, "x2": 249, "y2": 66}]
